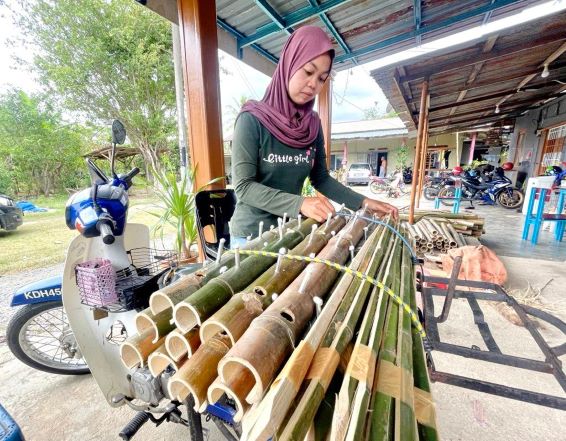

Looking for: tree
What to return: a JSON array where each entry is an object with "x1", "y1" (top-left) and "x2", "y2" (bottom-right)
[
  {"x1": 0, "y1": 89, "x2": 88, "y2": 195},
  {"x1": 223, "y1": 95, "x2": 250, "y2": 131},
  {"x1": 13, "y1": 0, "x2": 177, "y2": 178}
]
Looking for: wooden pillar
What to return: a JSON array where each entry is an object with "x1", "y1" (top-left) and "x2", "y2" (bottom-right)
[
  {"x1": 468, "y1": 132, "x2": 477, "y2": 164},
  {"x1": 409, "y1": 80, "x2": 429, "y2": 224},
  {"x1": 177, "y1": 0, "x2": 225, "y2": 191},
  {"x1": 416, "y1": 100, "x2": 430, "y2": 208},
  {"x1": 318, "y1": 79, "x2": 332, "y2": 168}
]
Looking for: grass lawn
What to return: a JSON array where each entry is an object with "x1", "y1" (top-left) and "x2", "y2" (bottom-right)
[{"x1": 0, "y1": 192, "x2": 174, "y2": 275}]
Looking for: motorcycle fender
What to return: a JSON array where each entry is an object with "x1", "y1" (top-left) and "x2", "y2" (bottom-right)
[
  {"x1": 62, "y1": 223, "x2": 150, "y2": 407},
  {"x1": 10, "y1": 276, "x2": 62, "y2": 306}
]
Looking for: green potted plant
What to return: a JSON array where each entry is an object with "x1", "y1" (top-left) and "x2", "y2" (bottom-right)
[{"x1": 150, "y1": 166, "x2": 223, "y2": 261}]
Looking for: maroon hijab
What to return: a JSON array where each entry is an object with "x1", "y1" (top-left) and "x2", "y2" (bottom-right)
[{"x1": 240, "y1": 26, "x2": 334, "y2": 148}]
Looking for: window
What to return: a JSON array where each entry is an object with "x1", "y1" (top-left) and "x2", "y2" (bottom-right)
[{"x1": 538, "y1": 124, "x2": 566, "y2": 175}]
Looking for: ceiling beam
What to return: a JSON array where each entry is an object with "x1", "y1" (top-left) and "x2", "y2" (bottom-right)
[
  {"x1": 307, "y1": 0, "x2": 357, "y2": 65},
  {"x1": 334, "y1": 0, "x2": 525, "y2": 64},
  {"x1": 254, "y1": 0, "x2": 293, "y2": 35},
  {"x1": 414, "y1": 62, "x2": 566, "y2": 102},
  {"x1": 399, "y1": 31, "x2": 566, "y2": 84},
  {"x1": 414, "y1": 0, "x2": 422, "y2": 45},
  {"x1": 239, "y1": 0, "x2": 352, "y2": 48},
  {"x1": 427, "y1": 84, "x2": 559, "y2": 113},
  {"x1": 217, "y1": 18, "x2": 278, "y2": 64}
]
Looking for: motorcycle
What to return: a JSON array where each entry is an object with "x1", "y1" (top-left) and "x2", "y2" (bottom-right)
[
  {"x1": 423, "y1": 172, "x2": 456, "y2": 201},
  {"x1": 438, "y1": 165, "x2": 524, "y2": 209},
  {"x1": 370, "y1": 170, "x2": 409, "y2": 198},
  {"x1": 402, "y1": 166, "x2": 413, "y2": 184}
]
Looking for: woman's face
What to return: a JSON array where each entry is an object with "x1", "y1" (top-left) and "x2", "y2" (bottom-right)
[{"x1": 288, "y1": 53, "x2": 331, "y2": 105}]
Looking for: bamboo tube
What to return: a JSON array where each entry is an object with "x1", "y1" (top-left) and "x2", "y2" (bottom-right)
[
  {"x1": 274, "y1": 234, "x2": 398, "y2": 441},
  {"x1": 135, "y1": 308, "x2": 175, "y2": 344},
  {"x1": 165, "y1": 328, "x2": 201, "y2": 362},
  {"x1": 241, "y1": 221, "x2": 391, "y2": 441},
  {"x1": 174, "y1": 219, "x2": 318, "y2": 332},
  {"x1": 148, "y1": 343, "x2": 181, "y2": 377},
  {"x1": 199, "y1": 220, "x2": 343, "y2": 344},
  {"x1": 218, "y1": 214, "x2": 368, "y2": 408},
  {"x1": 330, "y1": 236, "x2": 399, "y2": 441},
  {"x1": 149, "y1": 273, "x2": 204, "y2": 315},
  {"x1": 167, "y1": 331, "x2": 232, "y2": 410},
  {"x1": 447, "y1": 224, "x2": 466, "y2": 247},
  {"x1": 120, "y1": 329, "x2": 165, "y2": 369}
]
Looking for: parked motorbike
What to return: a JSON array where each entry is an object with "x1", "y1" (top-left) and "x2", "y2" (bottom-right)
[
  {"x1": 6, "y1": 120, "x2": 141, "y2": 376},
  {"x1": 402, "y1": 166, "x2": 413, "y2": 184},
  {"x1": 438, "y1": 163, "x2": 524, "y2": 209},
  {"x1": 423, "y1": 172, "x2": 456, "y2": 201},
  {"x1": 370, "y1": 170, "x2": 409, "y2": 198}
]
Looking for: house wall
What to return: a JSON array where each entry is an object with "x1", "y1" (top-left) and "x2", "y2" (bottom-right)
[
  {"x1": 330, "y1": 132, "x2": 461, "y2": 173},
  {"x1": 507, "y1": 95, "x2": 566, "y2": 179}
]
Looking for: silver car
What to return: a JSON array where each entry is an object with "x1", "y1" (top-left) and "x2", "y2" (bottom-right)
[{"x1": 346, "y1": 163, "x2": 373, "y2": 186}]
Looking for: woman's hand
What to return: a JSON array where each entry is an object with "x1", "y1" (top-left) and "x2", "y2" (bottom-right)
[
  {"x1": 300, "y1": 195, "x2": 335, "y2": 223},
  {"x1": 362, "y1": 198, "x2": 398, "y2": 221}
]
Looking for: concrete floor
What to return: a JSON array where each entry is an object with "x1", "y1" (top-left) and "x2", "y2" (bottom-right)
[{"x1": 1, "y1": 188, "x2": 564, "y2": 440}]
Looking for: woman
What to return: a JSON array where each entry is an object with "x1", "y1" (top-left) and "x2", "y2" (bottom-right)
[{"x1": 230, "y1": 26, "x2": 397, "y2": 247}]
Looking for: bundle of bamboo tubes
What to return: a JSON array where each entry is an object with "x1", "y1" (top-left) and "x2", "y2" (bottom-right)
[
  {"x1": 118, "y1": 212, "x2": 437, "y2": 440},
  {"x1": 402, "y1": 211, "x2": 483, "y2": 256}
]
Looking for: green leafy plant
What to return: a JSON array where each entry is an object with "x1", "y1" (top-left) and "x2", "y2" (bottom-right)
[
  {"x1": 302, "y1": 177, "x2": 316, "y2": 196},
  {"x1": 150, "y1": 166, "x2": 223, "y2": 260}
]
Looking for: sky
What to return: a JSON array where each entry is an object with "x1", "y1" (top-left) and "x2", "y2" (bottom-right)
[{"x1": 1, "y1": 0, "x2": 565, "y2": 128}]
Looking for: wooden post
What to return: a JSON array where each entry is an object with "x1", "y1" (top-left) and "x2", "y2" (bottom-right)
[
  {"x1": 408, "y1": 80, "x2": 429, "y2": 224},
  {"x1": 318, "y1": 79, "x2": 332, "y2": 168},
  {"x1": 176, "y1": 0, "x2": 225, "y2": 191},
  {"x1": 468, "y1": 132, "x2": 477, "y2": 164},
  {"x1": 416, "y1": 100, "x2": 430, "y2": 208}
]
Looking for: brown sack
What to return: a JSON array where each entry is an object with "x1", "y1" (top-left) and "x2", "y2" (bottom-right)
[{"x1": 441, "y1": 245, "x2": 507, "y2": 285}]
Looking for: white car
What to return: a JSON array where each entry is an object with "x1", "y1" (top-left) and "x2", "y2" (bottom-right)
[{"x1": 346, "y1": 163, "x2": 373, "y2": 186}]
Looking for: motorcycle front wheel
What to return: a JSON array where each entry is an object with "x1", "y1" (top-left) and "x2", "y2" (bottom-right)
[
  {"x1": 7, "y1": 301, "x2": 90, "y2": 375},
  {"x1": 423, "y1": 186, "x2": 439, "y2": 201},
  {"x1": 498, "y1": 188, "x2": 524, "y2": 209},
  {"x1": 437, "y1": 186, "x2": 457, "y2": 206}
]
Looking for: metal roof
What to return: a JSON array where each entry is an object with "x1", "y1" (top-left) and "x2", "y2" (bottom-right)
[
  {"x1": 331, "y1": 117, "x2": 407, "y2": 139},
  {"x1": 370, "y1": 10, "x2": 566, "y2": 135},
  {"x1": 138, "y1": 0, "x2": 549, "y2": 76}
]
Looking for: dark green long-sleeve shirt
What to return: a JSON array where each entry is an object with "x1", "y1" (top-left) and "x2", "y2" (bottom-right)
[{"x1": 230, "y1": 112, "x2": 365, "y2": 238}]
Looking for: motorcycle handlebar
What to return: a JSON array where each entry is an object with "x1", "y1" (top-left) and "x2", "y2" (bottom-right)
[
  {"x1": 98, "y1": 222, "x2": 115, "y2": 245},
  {"x1": 126, "y1": 167, "x2": 140, "y2": 181}
]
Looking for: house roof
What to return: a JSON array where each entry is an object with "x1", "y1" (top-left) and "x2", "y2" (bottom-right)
[
  {"x1": 369, "y1": 10, "x2": 566, "y2": 135},
  {"x1": 330, "y1": 117, "x2": 407, "y2": 139},
  {"x1": 139, "y1": 0, "x2": 548, "y2": 76}
]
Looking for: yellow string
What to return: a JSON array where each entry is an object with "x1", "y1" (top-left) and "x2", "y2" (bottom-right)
[{"x1": 228, "y1": 249, "x2": 426, "y2": 338}]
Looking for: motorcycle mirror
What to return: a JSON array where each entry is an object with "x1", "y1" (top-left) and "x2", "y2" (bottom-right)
[
  {"x1": 111, "y1": 120, "x2": 126, "y2": 145},
  {"x1": 110, "y1": 120, "x2": 126, "y2": 179}
]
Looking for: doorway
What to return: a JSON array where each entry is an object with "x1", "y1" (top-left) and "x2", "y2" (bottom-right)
[{"x1": 368, "y1": 151, "x2": 388, "y2": 176}]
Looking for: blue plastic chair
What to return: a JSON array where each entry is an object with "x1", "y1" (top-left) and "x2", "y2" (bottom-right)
[{"x1": 522, "y1": 187, "x2": 566, "y2": 244}]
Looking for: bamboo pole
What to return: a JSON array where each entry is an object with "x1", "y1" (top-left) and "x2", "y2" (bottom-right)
[
  {"x1": 330, "y1": 235, "x2": 398, "y2": 441},
  {"x1": 241, "y1": 220, "x2": 391, "y2": 441},
  {"x1": 167, "y1": 331, "x2": 232, "y2": 410},
  {"x1": 217, "y1": 214, "x2": 368, "y2": 411},
  {"x1": 416, "y1": 99, "x2": 430, "y2": 209},
  {"x1": 274, "y1": 233, "x2": 398, "y2": 441},
  {"x1": 135, "y1": 308, "x2": 175, "y2": 344},
  {"x1": 165, "y1": 328, "x2": 201, "y2": 362},
  {"x1": 120, "y1": 329, "x2": 165, "y2": 369},
  {"x1": 409, "y1": 80, "x2": 429, "y2": 224},
  {"x1": 174, "y1": 219, "x2": 317, "y2": 332},
  {"x1": 148, "y1": 343, "x2": 182, "y2": 377}
]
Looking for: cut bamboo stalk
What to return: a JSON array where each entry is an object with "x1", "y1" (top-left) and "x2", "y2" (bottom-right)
[
  {"x1": 167, "y1": 331, "x2": 232, "y2": 410},
  {"x1": 274, "y1": 232, "x2": 398, "y2": 441},
  {"x1": 241, "y1": 220, "x2": 391, "y2": 441},
  {"x1": 165, "y1": 328, "x2": 201, "y2": 362},
  {"x1": 330, "y1": 236, "x2": 399, "y2": 441},
  {"x1": 200, "y1": 220, "x2": 343, "y2": 344},
  {"x1": 149, "y1": 273, "x2": 204, "y2": 315},
  {"x1": 209, "y1": 362, "x2": 255, "y2": 422},
  {"x1": 174, "y1": 219, "x2": 318, "y2": 332},
  {"x1": 120, "y1": 329, "x2": 165, "y2": 369},
  {"x1": 218, "y1": 214, "x2": 368, "y2": 408},
  {"x1": 148, "y1": 342, "x2": 181, "y2": 377},
  {"x1": 135, "y1": 308, "x2": 175, "y2": 344}
]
